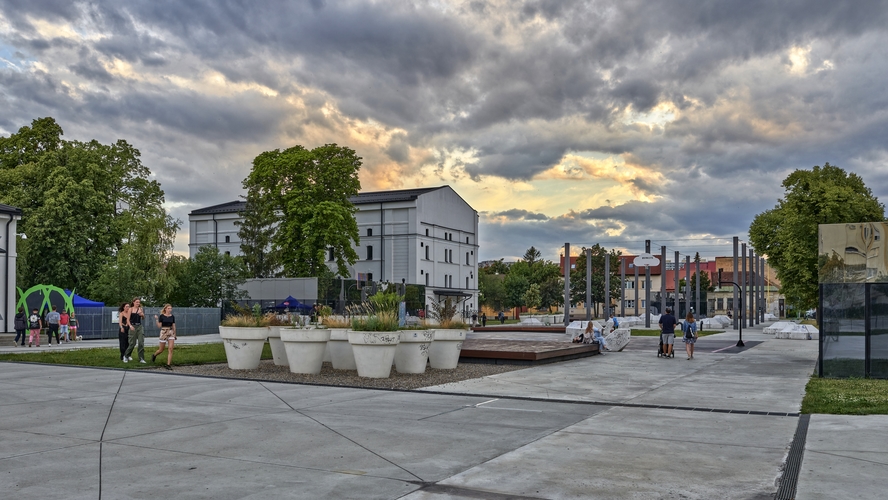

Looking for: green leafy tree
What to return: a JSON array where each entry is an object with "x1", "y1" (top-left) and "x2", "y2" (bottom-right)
[
  {"x1": 182, "y1": 247, "x2": 249, "y2": 307},
  {"x1": 240, "y1": 144, "x2": 361, "y2": 278},
  {"x1": 479, "y1": 273, "x2": 506, "y2": 311},
  {"x1": 523, "y1": 283, "x2": 542, "y2": 312},
  {"x1": 480, "y1": 259, "x2": 511, "y2": 276},
  {"x1": 539, "y1": 276, "x2": 564, "y2": 311},
  {"x1": 0, "y1": 118, "x2": 180, "y2": 296},
  {"x1": 503, "y1": 272, "x2": 529, "y2": 309},
  {"x1": 749, "y1": 163, "x2": 884, "y2": 310}
]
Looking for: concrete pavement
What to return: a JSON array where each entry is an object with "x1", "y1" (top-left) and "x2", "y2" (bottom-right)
[{"x1": 0, "y1": 323, "x2": 884, "y2": 499}]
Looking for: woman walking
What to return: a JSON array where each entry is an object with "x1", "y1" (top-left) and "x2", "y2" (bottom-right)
[
  {"x1": 118, "y1": 303, "x2": 131, "y2": 362},
  {"x1": 683, "y1": 312, "x2": 698, "y2": 360},
  {"x1": 14, "y1": 307, "x2": 27, "y2": 346},
  {"x1": 152, "y1": 304, "x2": 177, "y2": 370}
]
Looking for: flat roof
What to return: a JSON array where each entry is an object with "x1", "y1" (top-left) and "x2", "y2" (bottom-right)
[{"x1": 190, "y1": 187, "x2": 452, "y2": 216}]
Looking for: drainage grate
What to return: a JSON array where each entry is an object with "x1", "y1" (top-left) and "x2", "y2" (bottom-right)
[{"x1": 775, "y1": 414, "x2": 810, "y2": 500}]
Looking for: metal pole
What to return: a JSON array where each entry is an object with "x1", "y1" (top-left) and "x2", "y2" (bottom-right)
[
  {"x1": 645, "y1": 240, "x2": 651, "y2": 328},
  {"x1": 760, "y1": 256, "x2": 766, "y2": 322},
  {"x1": 751, "y1": 251, "x2": 758, "y2": 325},
  {"x1": 733, "y1": 237, "x2": 739, "y2": 330},
  {"x1": 634, "y1": 263, "x2": 639, "y2": 317},
  {"x1": 605, "y1": 251, "x2": 611, "y2": 320},
  {"x1": 685, "y1": 255, "x2": 691, "y2": 315},
  {"x1": 563, "y1": 243, "x2": 570, "y2": 326},
  {"x1": 673, "y1": 250, "x2": 680, "y2": 317},
  {"x1": 748, "y1": 248, "x2": 754, "y2": 328},
  {"x1": 621, "y1": 255, "x2": 626, "y2": 317},
  {"x1": 660, "y1": 246, "x2": 667, "y2": 316},
  {"x1": 741, "y1": 243, "x2": 747, "y2": 329},
  {"x1": 695, "y1": 258, "x2": 701, "y2": 317},
  {"x1": 586, "y1": 247, "x2": 592, "y2": 321}
]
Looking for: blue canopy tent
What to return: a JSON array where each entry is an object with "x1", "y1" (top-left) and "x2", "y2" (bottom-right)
[
  {"x1": 275, "y1": 296, "x2": 313, "y2": 313},
  {"x1": 65, "y1": 290, "x2": 105, "y2": 307}
]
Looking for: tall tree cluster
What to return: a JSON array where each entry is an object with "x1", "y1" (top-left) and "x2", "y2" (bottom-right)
[
  {"x1": 0, "y1": 118, "x2": 180, "y2": 304},
  {"x1": 239, "y1": 144, "x2": 362, "y2": 279},
  {"x1": 749, "y1": 163, "x2": 884, "y2": 310},
  {"x1": 479, "y1": 246, "x2": 564, "y2": 313}
]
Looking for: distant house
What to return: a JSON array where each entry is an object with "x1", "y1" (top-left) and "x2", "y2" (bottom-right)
[{"x1": 188, "y1": 186, "x2": 479, "y2": 313}]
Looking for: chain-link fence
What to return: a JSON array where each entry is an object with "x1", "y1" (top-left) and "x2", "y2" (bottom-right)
[{"x1": 72, "y1": 307, "x2": 221, "y2": 340}]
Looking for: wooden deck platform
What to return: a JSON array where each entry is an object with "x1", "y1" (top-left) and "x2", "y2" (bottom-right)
[{"x1": 459, "y1": 338, "x2": 599, "y2": 365}]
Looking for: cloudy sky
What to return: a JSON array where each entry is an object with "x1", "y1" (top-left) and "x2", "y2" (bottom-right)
[{"x1": 2, "y1": 0, "x2": 888, "y2": 263}]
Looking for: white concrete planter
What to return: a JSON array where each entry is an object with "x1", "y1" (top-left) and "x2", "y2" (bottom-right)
[
  {"x1": 395, "y1": 330, "x2": 435, "y2": 374},
  {"x1": 280, "y1": 328, "x2": 331, "y2": 375},
  {"x1": 267, "y1": 326, "x2": 288, "y2": 366},
  {"x1": 347, "y1": 330, "x2": 400, "y2": 378},
  {"x1": 219, "y1": 326, "x2": 269, "y2": 370},
  {"x1": 327, "y1": 328, "x2": 356, "y2": 370},
  {"x1": 428, "y1": 329, "x2": 467, "y2": 369}
]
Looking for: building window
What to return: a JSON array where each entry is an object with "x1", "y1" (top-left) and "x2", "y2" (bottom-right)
[
  {"x1": 367, "y1": 246, "x2": 373, "y2": 260},
  {"x1": 727, "y1": 298, "x2": 733, "y2": 310},
  {"x1": 367, "y1": 273, "x2": 373, "y2": 282},
  {"x1": 367, "y1": 228, "x2": 372, "y2": 237},
  {"x1": 425, "y1": 246, "x2": 430, "y2": 260},
  {"x1": 328, "y1": 248, "x2": 334, "y2": 262},
  {"x1": 466, "y1": 276, "x2": 469, "y2": 289},
  {"x1": 225, "y1": 235, "x2": 230, "y2": 243},
  {"x1": 426, "y1": 228, "x2": 429, "y2": 236},
  {"x1": 625, "y1": 300, "x2": 635, "y2": 308},
  {"x1": 224, "y1": 251, "x2": 230, "y2": 256},
  {"x1": 625, "y1": 281, "x2": 635, "y2": 289},
  {"x1": 466, "y1": 252, "x2": 470, "y2": 265},
  {"x1": 420, "y1": 270, "x2": 424, "y2": 275},
  {"x1": 426, "y1": 273, "x2": 429, "y2": 285},
  {"x1": 466, "y1": 237, "x2": 469, "y2": 244},
  {"x1": 717, "y1": 298, "x2": 724, "y2": 310}
]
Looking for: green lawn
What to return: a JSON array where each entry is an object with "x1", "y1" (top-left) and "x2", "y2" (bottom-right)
[
  {"x1": 0, "y1": 343, "x2": 272, "y2": 369},
  {"x1": 631, "y1": 329, "x2": 722, "y2": 337},
  {"x1": 802, "y1": 377, "x2": 888, "y2": 414}
]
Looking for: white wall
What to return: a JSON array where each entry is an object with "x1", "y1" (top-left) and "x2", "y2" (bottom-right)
[{"x1": 0, "y1": 213, "x2": 20, "y2": 333}]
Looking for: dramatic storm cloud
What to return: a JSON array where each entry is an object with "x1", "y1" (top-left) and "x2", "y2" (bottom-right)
[{"x1": 2, "y1": 0, "x2": 888, "y2": 262}]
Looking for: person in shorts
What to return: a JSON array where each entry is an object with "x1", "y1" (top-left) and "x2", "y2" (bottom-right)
[
  {"x1": 683, "y1": 312, "x2": 698, "y2": 360},
  {"x1": 59, "y1": 309, "x2": 71, "y2": 342},
  {"x1": 659, "y1": 307, "x2": 678, "y2": 358},
  {"x1": 151, "y1": 304, "x2": 177, "y2": 370}
]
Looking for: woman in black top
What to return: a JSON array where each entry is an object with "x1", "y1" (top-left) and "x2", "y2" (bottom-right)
[
  {"x1": 151, "y1": 304, "x2": 177, "y2": 370},
  {"x1": 118, "y1": 303, "x2": 131, "y2": 361}
]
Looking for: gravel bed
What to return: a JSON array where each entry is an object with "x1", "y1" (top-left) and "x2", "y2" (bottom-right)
[{"x1": 167, "y1": 360, "x2": 527, "y2": 390}]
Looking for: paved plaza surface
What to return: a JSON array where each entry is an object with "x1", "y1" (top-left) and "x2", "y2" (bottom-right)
[{"x1": 0, "y1": 324, "x2": 885, "y2": 499}]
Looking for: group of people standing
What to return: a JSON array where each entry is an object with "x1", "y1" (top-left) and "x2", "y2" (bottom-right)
[
  {"x1": 117, "y1": 298, "x2": 177, "y2": 370},
  {"x1": 13, "y1": 305, "x2": 78, "y2": 347}
]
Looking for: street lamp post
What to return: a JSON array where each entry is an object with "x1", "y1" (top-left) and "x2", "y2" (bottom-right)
[{"x1": 719, "y1": 268, "x2": 744, "y2": 347}]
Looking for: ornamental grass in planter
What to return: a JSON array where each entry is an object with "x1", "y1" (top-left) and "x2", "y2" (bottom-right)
[
  {"x1": 219, "y1": 305, "x2": 270, "y2": 370},
  {"x1": 348, "y1": 292, "x2": 401, "y2": 378},
  {"x1": 428, "y1": 297, "x2": 468, "y2": 369}
]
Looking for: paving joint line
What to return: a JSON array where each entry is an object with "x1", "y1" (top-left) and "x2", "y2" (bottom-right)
[
  {"x1": 1, "y1": 360, "x2": 802, "y2": 417},
  {"x1": 258, "y1": 381, "x2": 425, "y2": 483}
]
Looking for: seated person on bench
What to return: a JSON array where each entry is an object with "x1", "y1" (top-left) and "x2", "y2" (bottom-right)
[{"x1": 572, "y1": 322, "x2": 609, "y2": 351}]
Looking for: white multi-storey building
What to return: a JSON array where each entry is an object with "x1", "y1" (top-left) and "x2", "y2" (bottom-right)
[{"x1": 188, "y1": 186, "x2": 479, "y2": 312}]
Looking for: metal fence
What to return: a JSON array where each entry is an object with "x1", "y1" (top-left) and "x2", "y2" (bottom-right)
[{"x1": 73, "y1": 307, "x2": 221, "y2": 340}]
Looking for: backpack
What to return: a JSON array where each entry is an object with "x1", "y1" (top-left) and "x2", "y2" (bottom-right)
[{"x1": 684, "y1": 321, "x2": 695, "y2": 338}]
